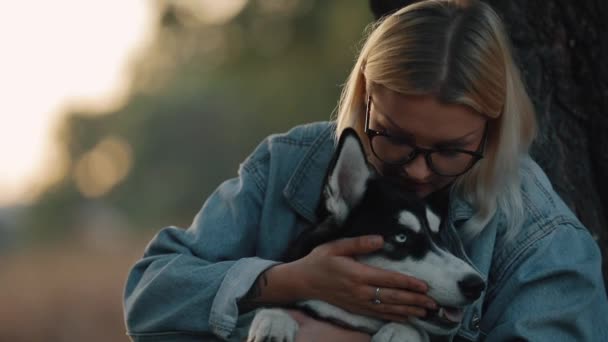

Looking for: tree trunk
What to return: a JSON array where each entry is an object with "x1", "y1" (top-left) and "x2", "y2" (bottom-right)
[{"x1": 487, "y1": 0, "x2": 608, "y2": 288}]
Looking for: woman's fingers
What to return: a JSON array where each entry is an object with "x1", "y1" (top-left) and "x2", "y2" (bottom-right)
[
  {"x1": 368, "y1": 286, "x2": 437, "y2": 310},
  {"x1": 352, "y1": 287, "x2": 429, "y2": 318},
  {"x1": 335, "y1": 285, "x2": 431, "y2": 320},
  {"x1": 314, "y1": 235, "x2": 384, "y2": 257},
  {"x1": 301, "y1": 237, "x2": 439, "y2": 324},
  {"x1": 359, "y1": 264, "x2": 429, "y2": 293}
]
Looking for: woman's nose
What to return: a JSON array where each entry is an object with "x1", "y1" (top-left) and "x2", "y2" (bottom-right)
[{"x1": 404, "y1": 154, "x2": 433, "y2": 181}]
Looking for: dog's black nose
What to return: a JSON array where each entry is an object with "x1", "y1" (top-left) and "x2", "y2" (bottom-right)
[{"x1": 458, "y1": 275, "x2": 485, "y2": 301}]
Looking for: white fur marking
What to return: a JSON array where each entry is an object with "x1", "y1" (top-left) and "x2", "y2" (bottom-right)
[
  {"x1": 398, "y1": 211, "x2": 421, "y2": 233},
  {"x1": 248, "y1": 308, "x2": 298, "y2": 342},
  {"x1": 325, "y1": 189, "x2": 349, "y2": 223},
  {"x1": 426, "y1": 207, "x2": 441, "y2": 233},
  {"x1": 372, "y1": 322, "x2": 429, "y2": 342}
]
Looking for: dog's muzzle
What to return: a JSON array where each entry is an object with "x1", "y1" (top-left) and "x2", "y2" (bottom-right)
[{"x1": 425, "y1": 305, "x2": 465, "y2": 328}]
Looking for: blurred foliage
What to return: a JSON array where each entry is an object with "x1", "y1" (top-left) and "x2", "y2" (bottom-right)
[{"x1": 23, "y1": 0, "x2": 373, "y2": 241}]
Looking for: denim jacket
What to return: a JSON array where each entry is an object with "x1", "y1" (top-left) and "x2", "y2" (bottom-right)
[{"x1": 124, "y1": 121, "x2": 608, "y2": 341}]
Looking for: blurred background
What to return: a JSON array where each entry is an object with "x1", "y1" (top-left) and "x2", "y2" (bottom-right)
[{"x1": 0, "y1": 1, "x2": 373, "y2": 340}]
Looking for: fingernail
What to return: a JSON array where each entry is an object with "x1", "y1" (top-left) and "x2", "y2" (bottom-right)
[{"x1": 427, "y1": 302, "x2": 437, "y2": 310}]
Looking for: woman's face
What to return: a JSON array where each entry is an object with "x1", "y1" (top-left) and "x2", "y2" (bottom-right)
[{"x1": 366, "y1": 87, "x2": 488, "y2": 198}]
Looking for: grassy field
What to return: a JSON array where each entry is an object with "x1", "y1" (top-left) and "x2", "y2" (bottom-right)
[{"x1": 0, "y1": 233, "x2": 153, "y2": 342}]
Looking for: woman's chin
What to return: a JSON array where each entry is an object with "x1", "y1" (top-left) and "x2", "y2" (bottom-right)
[
  {"x1": 411, "y1": 184, "x2": 434, "y2": 198},
  {"x1": 417, "y1": 190, "x2": 433, "y2": 198}
]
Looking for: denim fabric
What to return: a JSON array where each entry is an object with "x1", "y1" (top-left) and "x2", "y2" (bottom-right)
[{"x1": 124, "y1": 121, "x2": 608, "y2": 341}]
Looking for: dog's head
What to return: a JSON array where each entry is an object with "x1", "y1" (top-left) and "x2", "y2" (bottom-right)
[{"x1": 322, "y1": 128, "x2": 485, "y2": 335}]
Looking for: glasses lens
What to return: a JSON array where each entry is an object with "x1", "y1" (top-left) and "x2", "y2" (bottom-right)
[
  {"x1": 371, "y1": 135, "x2": 415, "y2": 163},
  {"x1": 429, "y1": 151, "x2": 476, "y2": 176},
  {"x1": 370, "y1": 134, "x2": 480, "y2": 176}
]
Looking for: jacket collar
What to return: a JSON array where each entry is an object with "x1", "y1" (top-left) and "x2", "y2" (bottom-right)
[
  {"x1": 283, "y1": 122, "x2": 337, "y2": 223},
  {"x1": 449, "y1": 191, "x2": 475, "y2": 226}
]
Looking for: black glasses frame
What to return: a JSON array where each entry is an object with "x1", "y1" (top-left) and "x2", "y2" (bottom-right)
[{"x1": 364, "y1": 95, "x2": 488, "y2": 177}]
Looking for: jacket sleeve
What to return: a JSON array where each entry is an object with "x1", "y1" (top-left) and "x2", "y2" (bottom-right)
[
  {"x1": 481, "y1": 223, "x2": 608, "y2": 340},
  {"x1": 123, "y1": 139, "x2": 281, "y2": 341}
]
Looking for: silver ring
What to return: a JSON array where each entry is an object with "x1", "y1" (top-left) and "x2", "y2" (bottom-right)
[{"x1": 373, "y1": 287, "x2": 382, "y2": 305}]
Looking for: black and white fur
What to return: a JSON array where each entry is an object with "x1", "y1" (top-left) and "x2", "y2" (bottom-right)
[{"x1": 247, "y1": 129, "x2": 485, "y2": 342}]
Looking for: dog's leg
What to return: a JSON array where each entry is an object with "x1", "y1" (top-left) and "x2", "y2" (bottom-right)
[
  {"x1": 247, "y1": 308, "x2": 298, "y2": 342},
  {"x1": 371, "y1": 322, "x2": 429, "y2": 342}
]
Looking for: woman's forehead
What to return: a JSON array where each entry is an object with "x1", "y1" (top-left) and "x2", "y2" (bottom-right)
[{"x1": 371, "y1": 88, "x2": 486, "y2": 143}]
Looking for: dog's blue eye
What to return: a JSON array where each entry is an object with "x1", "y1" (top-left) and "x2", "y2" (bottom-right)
[{"x1": 395, "y1": 233, "x2": 407, "y2": 243}]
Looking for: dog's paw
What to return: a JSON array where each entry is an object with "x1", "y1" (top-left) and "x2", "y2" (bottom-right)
[
  {"x1": 247, "y1": 308, "x2": 298, "y2": 342},
  {"x1": 371, "y1": 322, "x2": 429, "y2": 342}
]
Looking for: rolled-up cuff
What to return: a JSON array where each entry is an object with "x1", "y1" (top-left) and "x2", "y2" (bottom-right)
[{"x1": 209, "y1": 257, "x2": 281, "y2": 339}]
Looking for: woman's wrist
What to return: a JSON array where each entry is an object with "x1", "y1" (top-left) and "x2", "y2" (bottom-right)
[
  {"x1": 238, "y1": 261, "x2": 308, "y2": 311},
  {"x1": 264, "y1": 261, "x2": 308, "y2": 302}
]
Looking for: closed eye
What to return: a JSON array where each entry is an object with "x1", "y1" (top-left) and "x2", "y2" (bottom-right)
[
  {"x1": 436, "y1": 149, "x2": 462, "y2": 157},
  {"x1": 385, "y1": 134, "x2": 414, "y2": 146}
]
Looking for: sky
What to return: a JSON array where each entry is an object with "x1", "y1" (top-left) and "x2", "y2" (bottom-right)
[
  {"x1": 0, "y1": 0, "x2": 253, "y2": 207},
  {"x1": 0, "y1": 1, "x2": 155, "y2": 206}
]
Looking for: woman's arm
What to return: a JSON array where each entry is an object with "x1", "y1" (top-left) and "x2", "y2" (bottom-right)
[
  {"x1": 124, "y1": 146, "x2": 278, "y2": 341},
  {"x1": 481, "y1": 223, "x2": 608, "y2": 340}
]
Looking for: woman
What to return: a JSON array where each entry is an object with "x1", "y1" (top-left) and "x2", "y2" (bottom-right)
[{"x1": 124, "y1": 0, "x2": 608, "y2": 340}]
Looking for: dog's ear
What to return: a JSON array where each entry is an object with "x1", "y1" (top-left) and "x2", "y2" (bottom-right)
[
  {"x1": 324, "y1": 128, "x2": 374, "y2": 223},
  {"x1": 425, "y1": 206, "x2": 441, "y2": 234}
]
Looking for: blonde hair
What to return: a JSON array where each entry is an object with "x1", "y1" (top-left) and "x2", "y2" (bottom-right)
[{"x1": 334, "y1": 0, "x2": 536, "y2": 240}]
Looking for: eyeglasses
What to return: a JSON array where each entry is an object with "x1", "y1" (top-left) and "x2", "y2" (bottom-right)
[{"x1": 364, "y1": 95, "x2": 488, "y2": 177}]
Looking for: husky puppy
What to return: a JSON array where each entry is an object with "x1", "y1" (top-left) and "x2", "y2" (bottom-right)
[{"x1": 247, "y1": 129, "x2": 485, "y2": 342}]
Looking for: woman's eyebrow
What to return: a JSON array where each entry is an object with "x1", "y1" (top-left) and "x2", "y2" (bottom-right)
[
  {"x1": 434, "y1": 128, "x2": 482, "y2": 146},
  {"x1": 372, "y1": 106, "x2": 482, "y2": 146},
  {"x1": 435, "y1": 133, "x2": 476, "y2": 146}
]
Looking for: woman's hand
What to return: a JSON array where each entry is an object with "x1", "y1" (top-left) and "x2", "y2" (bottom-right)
[{"x1": 290, "y1": 235, "x2": 437, "y2": 323}]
